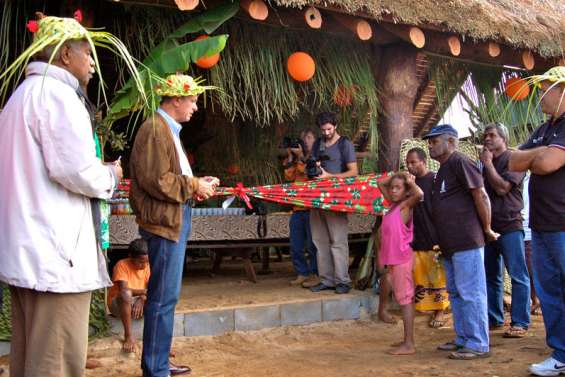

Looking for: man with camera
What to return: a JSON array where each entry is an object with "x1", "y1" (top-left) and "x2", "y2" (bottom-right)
[
  {"x1": 308, "y1": 112, "x2": 358, "y2": 294},
  {"x1": 282, "y1": 129, "x2": 319, "y2": 288}
]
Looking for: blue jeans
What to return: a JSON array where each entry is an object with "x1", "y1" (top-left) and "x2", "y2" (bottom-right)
[
  {"x1": 443, "y1": 248, "x2": 489, "y2": 353},
  {"x1": 140, "y1": 206, "x2": 192, "y2": 377},
  {"x1": 531, "y1": 231, "x2": 565, "y2": 363},
  {"x1": 484, "y1": 230, "x2": 531, "y2": 328},
  {"x1": 289, "y1": 211, "x2": 317, "y2": 276}
]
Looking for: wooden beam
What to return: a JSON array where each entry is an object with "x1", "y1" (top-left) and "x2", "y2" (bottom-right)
[
  {"x1": 304, "y1": 6, "x2": 322, "y2": 29},
  {"x1": 332, "y1": 13, "x2": 372, "y2": 40},
  {"x1": 488, "y1": 42, "x2": 501, "y2": 57},
  {"x1": 380, "y1": 23, "x2": 425, "y2": 48},
  {"x1": 174, "y1": 0, "x2": 198, "y2": 11},
  {"x1": 424, "y1": 31, "x2": 462, "y2": 56},
  {"x1": 240, "y1": 0, "x2": 268, "y2": 21}
]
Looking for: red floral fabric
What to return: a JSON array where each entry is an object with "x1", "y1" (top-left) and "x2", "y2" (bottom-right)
[{"x1": 215, "y1": 173, "x2": 391, "y2": 215}]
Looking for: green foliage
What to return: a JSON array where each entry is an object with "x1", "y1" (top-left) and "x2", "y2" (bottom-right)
[
  {"x1": 207, "y1": 20, "x2": 380, "y2": 137},
  {"x1": 428, "y1": 56, "x2": 545, "y2": 147},
  {"x1": 104, "y1": 2, "x2": 239, "y2": 128},
  {"x1": 89, "y1": 289, "x2": 111, "y2": 339}
]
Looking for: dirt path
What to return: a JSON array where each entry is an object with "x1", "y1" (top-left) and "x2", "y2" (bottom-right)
[{"x1": 69, "y1": 313, "x2": 548, "y2": 377}]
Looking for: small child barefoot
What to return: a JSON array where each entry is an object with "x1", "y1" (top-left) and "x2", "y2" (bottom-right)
[
  {"x1": 122, "y1": 336, "x2": 137, "y2": 353},
  {"x1": 387, "y1": 342, "x2": 416, "y2": 355}
]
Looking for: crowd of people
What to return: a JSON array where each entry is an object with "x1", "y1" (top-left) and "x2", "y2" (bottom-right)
[
  {"x1": 281, "y1": 80, "x2": 564, "y2": 375},
  {"x1": 0, "y1": 12, "x2": 563, "y2": 377}
]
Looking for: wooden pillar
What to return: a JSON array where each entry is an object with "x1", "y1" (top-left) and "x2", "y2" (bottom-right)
[{"x1": 377, "y1": 44, "x2": 420, "y2": 171}]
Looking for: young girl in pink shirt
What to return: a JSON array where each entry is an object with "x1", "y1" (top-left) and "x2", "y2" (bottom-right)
[{"x1": 378, "y1": 172, "x2": 423, "y2": 355}]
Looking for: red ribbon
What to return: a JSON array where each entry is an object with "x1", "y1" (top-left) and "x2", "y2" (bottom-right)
[{"x1": 234, "y1": 182, "x2": 253, "y2": 209}]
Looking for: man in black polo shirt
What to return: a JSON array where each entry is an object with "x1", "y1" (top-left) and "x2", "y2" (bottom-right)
[
  {"x1": 508, "y1": 66, "x2": 565, "y2": 377},
  {"x1": 424, "y1": 124, "x2": 498, "y2": 360},
  {"x1": 481, "y1": 123, "x2": 530, "y2": 338}
]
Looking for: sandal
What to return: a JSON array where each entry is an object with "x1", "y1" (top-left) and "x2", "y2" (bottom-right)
[
  {"x1": 429, "y1": 319, "x2": 448, "y2": 328},
  {"x1": 448, "y1": 348, "x2": 490, "y2": 360},
  {"x1": 437, "y1": 341, "x2": 462, "y2": 351},
  {"x1": 503, "y1": 326, "x2": 527, "y2": 338}
]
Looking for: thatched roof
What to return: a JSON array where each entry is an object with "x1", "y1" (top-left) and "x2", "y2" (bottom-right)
[{"x1": 272, "y1": 0, "x2": 565, "y2": 58}]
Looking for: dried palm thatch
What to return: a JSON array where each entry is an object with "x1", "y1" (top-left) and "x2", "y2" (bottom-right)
[{"x1": 273, "y1": 0, "x2": 565, "y2": 58}]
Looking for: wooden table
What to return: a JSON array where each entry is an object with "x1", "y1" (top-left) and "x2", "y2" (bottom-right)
[{"x1": 110, "y1": 213, "x2": 377, "y2": 282}]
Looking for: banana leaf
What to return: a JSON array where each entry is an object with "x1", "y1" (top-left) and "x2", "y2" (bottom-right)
[{"x1": 104, "y1": 2, "x2": 239, "y2": 126}]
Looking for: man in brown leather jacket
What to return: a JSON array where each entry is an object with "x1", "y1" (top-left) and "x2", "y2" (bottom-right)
[{"x1": 129, "y1": 74, "x2": 218, "y2": 377}]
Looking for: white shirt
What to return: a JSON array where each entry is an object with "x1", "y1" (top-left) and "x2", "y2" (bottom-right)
[
  {"x1": 156, "y1": 108, "x2": 193, "y2": 177},
  {"x1": 0, "y1": 62, "x2": 115, "y2": 293},
  {"x1": 522, "y1": 173, "x2": 531, "y2": 241}
]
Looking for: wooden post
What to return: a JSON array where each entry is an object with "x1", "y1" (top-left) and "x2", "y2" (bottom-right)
[
  {"x1": 376, "y1": 44, "x2": 420, "y2": 171},
  {"x1": 304, "y1": 7, "x2": 322, "y2": 29},
  {"x1": 240, "y1": 0, "x2": 269, "y2": 21},
  {"x1": 333, "y1": 14, "x2": 372, "y2": 40},
  {"x1": 174, "y1": 0, "x2": 199, "y2": 11}
]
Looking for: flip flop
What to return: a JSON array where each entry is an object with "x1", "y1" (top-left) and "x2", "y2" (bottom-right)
[
  {"x1": 429, "y1": 319, "x2": 448, "y2": 328},
  {"x1": 448, "y1": 348, "x2": 490, "y2": 360},
  {"x1": 503, "y1": 326, "x2": 527, "y2": 338},
  {"x1": 437, "y1": 342, "x2": 463, "y2": 351}
]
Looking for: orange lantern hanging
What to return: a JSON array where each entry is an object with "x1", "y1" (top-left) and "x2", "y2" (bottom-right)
[
  {"x1": 504, "y1": 77, "x2": 530, "y2": 101},
  {"x1": 194, "y1": 35, "x2": 220, "y2": 69},
  {"x1": 334, "y1": 85, "x2": 356, "y2": 107},
  {"x1": 287, "y1": 52, "x2": 315, "y2": 82}
]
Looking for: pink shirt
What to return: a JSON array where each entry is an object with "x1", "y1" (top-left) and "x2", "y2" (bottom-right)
[{"x1": 379, "y1": 204, "x2": 414, "y2": 266}]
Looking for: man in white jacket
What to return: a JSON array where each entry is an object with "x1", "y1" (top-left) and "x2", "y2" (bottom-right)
[{"x1": 0, "y1": 14, "x2": 145, "y2": 377}]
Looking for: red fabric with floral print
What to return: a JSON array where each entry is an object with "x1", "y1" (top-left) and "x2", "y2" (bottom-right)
[{"x1": 215, "y1": 173, "x2": 391, "y2": 215}]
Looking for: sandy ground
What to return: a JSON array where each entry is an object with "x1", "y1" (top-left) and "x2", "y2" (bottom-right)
[
  {"x1": 0, "y1": 259, "x2": 550, "y2": 376},
  {"x1": 0, "y1": 314, "x2": 548, "y2": 377},
  {"x1": 178, "y1": 257, "x2": 353, "y2": 312},
  {"x1": 88, "y1": 314, "x2": 549, "y2": 377}
]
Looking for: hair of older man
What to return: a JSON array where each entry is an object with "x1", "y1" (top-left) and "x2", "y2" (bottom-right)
[
  {"x1": 484, "y1": 123, "x2": 509, "y2": 143},
  {"x1": 33, "y1": 39, "x2": 86, "y2": 63}
]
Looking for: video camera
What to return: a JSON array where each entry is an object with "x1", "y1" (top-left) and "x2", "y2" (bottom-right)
[
  {"x1": 305, "y1": 154, "x2": 330, "y2": 179},
  {"x1": 281, "y1": 136, "x2": 305, "y2": 150}
]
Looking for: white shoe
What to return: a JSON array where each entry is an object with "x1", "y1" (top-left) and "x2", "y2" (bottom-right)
[{"x1": 529, "y1": 357, "x2": 565, "y2": 376}]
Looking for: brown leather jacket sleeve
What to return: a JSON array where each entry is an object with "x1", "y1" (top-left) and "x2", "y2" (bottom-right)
[{"x1": 132, "y1": 117, "x2": 199, "y2": 204}]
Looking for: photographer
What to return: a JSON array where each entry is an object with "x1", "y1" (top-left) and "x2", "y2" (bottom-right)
[
  {"x1": 309, "y1": 112, "x2": 358, "y2": 294},
  {"x1": 283, "y1": 129, "x2": 319, "y2": 288}
]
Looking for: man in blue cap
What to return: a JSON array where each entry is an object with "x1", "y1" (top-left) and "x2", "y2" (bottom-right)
[{"x1": 424, "y1": 124, "x2": 498, "y2": 360}]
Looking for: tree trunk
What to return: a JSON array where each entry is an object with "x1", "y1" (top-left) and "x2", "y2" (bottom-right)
[{"x1": 376, "y1": 44, "x2": 419, "y2": 171}]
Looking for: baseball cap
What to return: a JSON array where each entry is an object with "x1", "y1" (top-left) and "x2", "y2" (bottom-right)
[{"x1": 422, "y1": 124, "x2": 459, "y2": 140}]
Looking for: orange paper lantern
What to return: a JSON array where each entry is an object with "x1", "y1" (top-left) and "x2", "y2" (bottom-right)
[
  {"x1": 504, "y1": 77, "x2": 530, "y2": 101},
  {"x1": 287, "y1": 52, "x2": 315, "y2": 82},
  {"x1": 194, "y1": 35, "x2": 220, "y2": 69}
]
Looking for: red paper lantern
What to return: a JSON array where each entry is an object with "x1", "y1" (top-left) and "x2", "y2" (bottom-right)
[
  {"x1": 226, "y1": 164, "x2": 240, "y2": 175},
  {"x1": 287, "y1": 52, "x2": 315, "y2": 82},
  {"x1": 504, "y1": 77, "x2": 530, "y2": 101},
  {"x1": 334, "y1": 85, "x2": 356, "y2": 107},
  {"x1": 194, "y1": 35, "x2": 220, "y2": 69}
]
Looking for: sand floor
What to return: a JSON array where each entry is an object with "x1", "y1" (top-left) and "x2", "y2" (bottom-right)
[
  {"x1": 93, "y1": 314, "x2": 548, "y2": 376},
  {"x1": 178, "y1": 257, "x2": 359, "y2": 312},
  {"x1": 0, "y1": 313, "x2": 549, "y2": 377}
]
